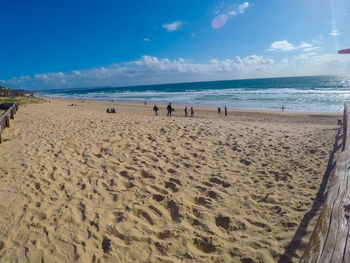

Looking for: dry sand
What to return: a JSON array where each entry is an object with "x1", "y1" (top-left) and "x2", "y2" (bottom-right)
[{"x1": 0, "y1": 98, "x2": 341, "y2": 262}]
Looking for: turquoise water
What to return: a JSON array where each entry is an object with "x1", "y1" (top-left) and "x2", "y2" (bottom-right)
[{"x1": 37, "y1": 75, "x2": 350, "y2": 112}]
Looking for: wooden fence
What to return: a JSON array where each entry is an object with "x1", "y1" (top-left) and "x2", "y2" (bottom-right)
[
  {"x1": 0, "y1": 103, "x2": 19, "y2": 143},
  {"x1": 300, "y1": 103, "x2": 350, "y2": 262}
]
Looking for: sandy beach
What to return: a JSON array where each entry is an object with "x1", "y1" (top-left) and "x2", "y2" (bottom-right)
[{"x1": 0, "y1": 98, "x2": 340, "y2": 262}]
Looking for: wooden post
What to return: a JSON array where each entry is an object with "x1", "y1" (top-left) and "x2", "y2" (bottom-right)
[
  {"x1": 10, "y1": 109, "x2": 14, "y2": 119},
  {"x1": 343, "y1": 103, "x2": 347, "y2": 151},
  {"x1": 5, "y1": 115, "x2": 9, "y2": 128}
]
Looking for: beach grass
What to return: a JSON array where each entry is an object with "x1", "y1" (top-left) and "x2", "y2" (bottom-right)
[{"x1": 0, "y1": 96, "x2": 45, "y2": 106}]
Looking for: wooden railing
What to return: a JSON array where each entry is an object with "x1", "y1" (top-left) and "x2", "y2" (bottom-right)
[
  {"x1": 0, "y1": 103, "x2": 19, "y2": 143},
  {"x1": 300, "y1": 103, "x2": 350, "y2": 262}
]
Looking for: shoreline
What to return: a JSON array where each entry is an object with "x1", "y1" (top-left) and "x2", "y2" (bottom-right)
[{"x1": 41, "y1": 96, "x2": 342, "y2": 117}]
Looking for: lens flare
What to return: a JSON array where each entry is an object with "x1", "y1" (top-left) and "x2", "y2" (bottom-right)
[{"x1": 211, "y1": 14, "x2": 227, "y2": 29}]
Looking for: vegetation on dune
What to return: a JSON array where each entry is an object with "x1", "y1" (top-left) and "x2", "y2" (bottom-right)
[{"x1": 0, "y1": 96, "x2": 45, "y2": 106}]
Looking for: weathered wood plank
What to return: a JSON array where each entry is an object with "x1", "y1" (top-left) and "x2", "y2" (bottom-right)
[{"x1": 301, "y1": 103, "x2": 350, "y2": 262}]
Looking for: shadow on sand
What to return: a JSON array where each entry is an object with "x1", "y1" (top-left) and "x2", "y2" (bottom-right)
[{"x1": 278, "y1": 127, "x2": 342, "y2": 262}]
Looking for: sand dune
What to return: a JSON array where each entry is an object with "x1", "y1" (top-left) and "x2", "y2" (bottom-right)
[{"x1": 0, "y1": 99, "x2": 340, "y2": 262}]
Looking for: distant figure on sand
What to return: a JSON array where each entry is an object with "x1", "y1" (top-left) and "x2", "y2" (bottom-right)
[
  {"x1": 184, "y1": 106, "x2": 188, "y2": 117},
  {"x1": 218, "y1": 107, "x2": 221, "y2": 114},
  {"x1": 224, "y1": 106, "x2": 227, "y2": 116},
  {"x1": 281, "y1": 105, "x2": 285, "y2": 112},
  {"x1": 153, "y1": 105, "x2": 159, "y2": 116},
  {"x1": 107, "y1": 108, "x2": 116, "y2": 113},
  {"x1": 144, "y1": 101, "x2": 147, "y2": 105},
  {"x1": 190, "y1": 107, "x2": 194, "y2": 117},
  {"x1": 167, "y1": 103, "x2": 172, "y2": 117}
]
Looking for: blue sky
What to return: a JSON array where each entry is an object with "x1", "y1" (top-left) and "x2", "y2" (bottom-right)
[{"x1": 1, "y1": 0, "x2": 350, "y2": 90}]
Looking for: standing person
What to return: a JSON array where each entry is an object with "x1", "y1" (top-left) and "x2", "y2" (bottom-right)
[
  {"x1": 153, "y1": 105, "x2": 159, "y2": 116},
  {"x1": 218, "y1": 107, "x2": 221, "y2": 115},
  {"x1": 184, "y1": 106, "x2": 188, "y2": 117},
  {"x1": 190, "y1": 107, "x2": 194, "y2": 117},
  {"x1": 224, "y1": 106, "x2": 227, "y2": 116},
  {"x1": 167, "y1": 103, "x2": 172, "y2": 117},
  {"x1": 281, "y1": 105, "x2": 285, "y2": 112}
]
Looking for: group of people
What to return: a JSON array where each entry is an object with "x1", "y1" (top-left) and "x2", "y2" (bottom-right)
[
  {"x1": 184, "y1": 106, "x2": 194, "y2": 117},
  {"x1": 106, "y1": 108, "x2": 116, "y2": 113},
  {"x1": 153, "y1": 103, "x2": 176, "y2": 117},
  {"x1": 152, "y1": 103, "x2": 227, "y2": 118},
  {"x1": 217, "y1": 106, "x2": 228, "y2": 116}
]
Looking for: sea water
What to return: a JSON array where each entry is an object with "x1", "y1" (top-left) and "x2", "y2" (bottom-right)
[{"x1": 37, "y1": 75, "x2": 350, "y2": 113}]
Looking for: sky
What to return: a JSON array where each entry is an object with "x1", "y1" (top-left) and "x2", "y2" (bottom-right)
[{"x1": 1, "y1": 0, "x2": 350, "y2": 90}]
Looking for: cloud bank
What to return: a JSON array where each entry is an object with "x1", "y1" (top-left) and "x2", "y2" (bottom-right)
[
  {"x1": 1, "y1": 55, "x2": 274, "y2": 90},
  {"x1": 2, "y1": 51, "x2": 350, "y2": 91}
]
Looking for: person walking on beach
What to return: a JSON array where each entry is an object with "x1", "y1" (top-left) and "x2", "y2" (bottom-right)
[
  {"x1": 190, "y1": 107, "x2": 194, "y2": 117},
  {"x1": 281, "y1": 105, "x2": 285, "y2": 112},
  {"x1": 167, "y1": 103, "x2": 172, "y2": 117},
  {"x1": 224, "y1": 106, "x2": 227, "y2": 116},
  {"x1": 184, "y1": 106, "x2": 188, "y2": 117},
  {"x1": 218, "y1": 107, "x2": 221, "y2": 115},
  {"x1": 153, "y1": 105, "x2": 159, "y2": 116}
]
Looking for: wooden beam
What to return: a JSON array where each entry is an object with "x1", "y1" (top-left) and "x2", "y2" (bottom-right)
[{"x1": 301, "y1": 103, "x2": 350, "y2": 262}]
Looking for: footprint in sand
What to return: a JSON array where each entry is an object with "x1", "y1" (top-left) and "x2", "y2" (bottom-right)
[
  {"x1": 209, "y1": 177, "x2": 231, "y2": 188},
  {"x1": 215, "y1": 215, "x2": 230, "y2": 230},
  {"x1": 165, "y1": 181, "x2": 178, "y2": 193},
  {"x1": 0, "y1": 240, "x2": 4, "y2": 251},
  {"x1": 207, "y1": 190, "x2": 220, "y2": 200},
  {"x1": 195, "y1": 197, "x2": 211, "y2": 208},
  {"x1": 167, "y1": 200, "x2": 181, "y2": 222},
  {"x1": 193, "y1": 236, "x2": 217, "y2": 253},
  {"x1": 102, "y1": 236, "x2": 111, "y2": 254},
  {"x1": 153, "y1": 194, "x2": 165, "y2": 202},
  {"x1": 140, "y1": 169, "x2": 155, "y2": 179}
]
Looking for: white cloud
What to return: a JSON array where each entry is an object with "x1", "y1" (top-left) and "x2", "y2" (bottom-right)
[
  {"x1": 268, "y1": 40, "x2": 321, "y2": 52},
  {"x1": 268, "y1": 40, "x2": 296, "y2": 52},
  {"x1": 302, "y1": 46, "x2": 322, "y2": 52},
  {"x1": 228, "y1": 10, "x2": 237, "y2": 16},
  {"x1": 162, "y1": 21, "x2": 183, "y2": 32},
  {"x1": 143, "y1": 38, "x2": 150, "y2": 42},
  {"x1": 238, "y1": 2, "x2": 250, "y2": 14},
  {"x1": 298, "y1": 41, "x2": 313, "y2": 49},
  {"x1": 330, "y1": 29, "x2": 340, "y2": 36}
]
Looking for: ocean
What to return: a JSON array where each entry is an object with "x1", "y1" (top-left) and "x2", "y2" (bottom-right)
[{"x1": 37, "y1": 75, "x2": 350, "y2": 113}]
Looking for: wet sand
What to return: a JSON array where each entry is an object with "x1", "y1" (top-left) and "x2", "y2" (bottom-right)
[{"x1": 0, "y1": 98, "x2": 340, "y2": 262}]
